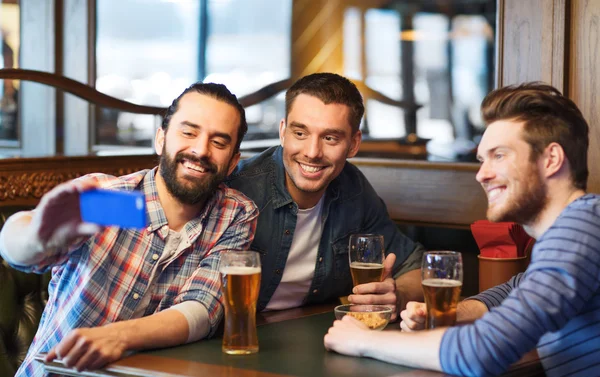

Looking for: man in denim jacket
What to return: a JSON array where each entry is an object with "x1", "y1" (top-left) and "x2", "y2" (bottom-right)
[{"x1": 226, "y1": 73, "x2": 424, "y2": 319}]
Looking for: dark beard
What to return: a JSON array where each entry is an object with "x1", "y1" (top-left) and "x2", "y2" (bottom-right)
[
  {"x1": 488, "y1": 166, "x2": 548, "y2": 226},
  {"x1": 159, "y1": 150, "x2": 227, "y2": 206}
]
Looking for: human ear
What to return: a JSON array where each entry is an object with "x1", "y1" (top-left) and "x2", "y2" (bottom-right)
[
  {"x1": 227, "y1": 152, "x2": 241, "y2": 176},
  {"x1": 155, "y1": 128, "x2": 165, "y2": 155},
  {"x1": 279, "y1": 119, "x2": 286, "y2": 146},
  {"x1": 347, "y1": 130, "x2": 362, "y2": 158},
  {"x1": 542, "y1": 142, "x2": 565, "y2": 178}
]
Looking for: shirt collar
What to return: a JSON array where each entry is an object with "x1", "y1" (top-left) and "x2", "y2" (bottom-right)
[
  {"x1": 143, "y1": 168, "x2": 169, "y2": 234},
  {"x1": 143, "y1": 167, "x2": 225, "y2": 244}
]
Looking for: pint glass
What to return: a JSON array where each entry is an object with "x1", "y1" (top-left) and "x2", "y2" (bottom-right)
[
  {"x1": 220, "y1": 251, "x2": 261, "y2": 355},
  {"x1": 421, "y1": 251, "x2": 463, "y2": 329},
  {"x1": 349, "y1": 234, "x2": 385, "y2": 286}
]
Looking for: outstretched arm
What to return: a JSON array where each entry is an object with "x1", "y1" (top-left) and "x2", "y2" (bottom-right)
[
  {"x1": 0, "y1": 179, "x2": 100, "y2": 269},
  {"x1": 401, "y1": 299, "x2": 489, "y2": 331},
  {"x1": 325, "y1": 316, "x2": 446, "y2": 371},
  {"x1": 45, "y1": 307, "x2": 196, "y2": 372}
]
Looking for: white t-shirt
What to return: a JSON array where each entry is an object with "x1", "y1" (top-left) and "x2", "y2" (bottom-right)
[{"x1": 265, "y1": 197, "x2": 325, "y2": 310}]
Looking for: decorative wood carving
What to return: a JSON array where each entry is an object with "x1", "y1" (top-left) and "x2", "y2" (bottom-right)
[
  {"x1": 0, "y1": 155, "x2": 157, "y2": 206},
  {"x1": 0, "y1": 168, "x2": 145, "y2": 201}
]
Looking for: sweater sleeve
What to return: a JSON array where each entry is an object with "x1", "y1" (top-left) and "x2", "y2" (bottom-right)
[
  {"x1": 467, "y1": 273, "x2": 525, "y2": 309},
  {"x1": 440, "y1": 204, "x2": 600, "y2": 376}
]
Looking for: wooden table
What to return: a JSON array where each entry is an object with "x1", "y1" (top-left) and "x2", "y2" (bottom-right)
[{"x1": 35, "y1": 303, "x2": 545, "y2": 377}]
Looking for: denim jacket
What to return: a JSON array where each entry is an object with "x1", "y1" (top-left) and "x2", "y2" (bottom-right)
[{"x1": 226, "y1": 146, "x2": 424, "y2": 311}]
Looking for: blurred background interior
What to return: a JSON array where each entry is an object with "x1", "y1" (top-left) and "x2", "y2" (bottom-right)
[
  {"x1": 0, "y1": 0, "x2": 496, "y2": 162},
  {"x1": 0, "y1": 0, "x2": 599, "y2": 309}
]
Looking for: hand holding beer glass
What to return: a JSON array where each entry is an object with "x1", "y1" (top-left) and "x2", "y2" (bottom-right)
[
  {"x1": 349, "y1": 234, "x2": 385, "y2": 286},
  {"x1": 421, "y1": 251, "x2": 463, "y2": 329},
  {"x1": 220, "y1": 251, "x2": 261, "y2": 355}
]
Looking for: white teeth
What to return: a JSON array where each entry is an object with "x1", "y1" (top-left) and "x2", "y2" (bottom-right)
[
  {"x1": 488, "y1": 187, "x2": 504, "y2": 200},
  {"x1": 300, "y1": 163, "x2": 323, "y2": 173},
  {"x1": 183, "y1": 161, "x2": 207, "y2": 172}
]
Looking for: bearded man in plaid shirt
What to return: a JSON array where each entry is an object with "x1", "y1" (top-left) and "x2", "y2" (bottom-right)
[{"x1": 0, "y1": 82, "x2": 259, "y2": 376}]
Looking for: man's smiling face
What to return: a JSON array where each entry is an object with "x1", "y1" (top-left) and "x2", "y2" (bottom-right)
[
  {"x1": 279, "y1": 94, "x2": 361, "y2": 208},
  {"x1": 156, "y1": 92, "x2": 240, "y2": 205},
  {"x1": 476, "y1": 119, "x2": 548, "y2": 225}
]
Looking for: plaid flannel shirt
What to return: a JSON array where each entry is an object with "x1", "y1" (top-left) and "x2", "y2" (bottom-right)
[{"x1": 12, "y1": 168, "x2": 258, "y2": 376}]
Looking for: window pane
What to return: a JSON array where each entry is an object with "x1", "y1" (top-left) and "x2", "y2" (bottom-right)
[
  {"x1": 0, "y1": 0, "x2": 20, "y2": 147},
  {"x1": 205, "y1": 0, "x2": 291, "y2": 142},
  {"x1": 348, "y1": 2, "x2": 495, "y2": 161},
  {"x1": 95, "y1": 0, "x2": 201, "y2": 147}
]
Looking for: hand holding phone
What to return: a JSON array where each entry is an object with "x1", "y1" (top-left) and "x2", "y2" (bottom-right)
[{"x1": 80, "y1": 189, "x2": 147, "y2": 229}]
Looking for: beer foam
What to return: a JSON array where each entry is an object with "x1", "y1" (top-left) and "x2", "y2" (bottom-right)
[
  {"x1": 422, "y1": 278, "x2": 462, "y2": 287},
  {"x1": 350, "y1": 262, "x2": 384, "y2": 269},
  {"x1": 220, "y1": 266, "x2": 261, "y2": 275}
]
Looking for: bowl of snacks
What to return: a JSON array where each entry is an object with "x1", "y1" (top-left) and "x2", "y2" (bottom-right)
[{"x1": 333, "y1": 304, "x2": 393, "y2": 331}]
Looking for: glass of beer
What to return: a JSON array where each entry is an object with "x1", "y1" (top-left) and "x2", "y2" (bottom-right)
[
  {"x1": 220, "y1": 251, "x2": 261, "y2": 355},
  {"x1": 349, "y1": 234, "x2": 385, "y2": 286},
  {"x1": 421, "y1": 251, "x2": 463, "y2": 329}
]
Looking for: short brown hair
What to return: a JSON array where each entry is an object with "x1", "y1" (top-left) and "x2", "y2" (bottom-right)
[
  {"x1": 481, "y1": 82, "x2": 589, "y2": 190},
  {"x1": 285, "y1": 73, "x2": 364, "y2": 133},
  {"x1": 162, "y1": 82, "x2": 247, "y2": 153}
]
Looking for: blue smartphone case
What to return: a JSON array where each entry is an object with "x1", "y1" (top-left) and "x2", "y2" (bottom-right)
[{"x1": 80, "y1": 189, "x2": 147, "y2": 229}]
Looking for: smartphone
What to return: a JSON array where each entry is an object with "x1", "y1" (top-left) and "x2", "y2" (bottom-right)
[{"x1": 80, "y1": 188, "x2": 147, "y2": 229}]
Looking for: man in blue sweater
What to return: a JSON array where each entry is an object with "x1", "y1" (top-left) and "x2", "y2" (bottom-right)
[{"x1": 324, "y1": 82, "x2": 600, "y2": 377}]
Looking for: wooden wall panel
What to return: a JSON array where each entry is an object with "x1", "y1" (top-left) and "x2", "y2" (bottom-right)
[
  {"x1": 569, "y1": 0, "x2": 600, "y2": 193},
  {"x1": 353, "y1": 159, "x2": 487, "y2": 228},
  {"x1": 0, "y1": 155, "x2": 485, "y2": 229},
  {"x1": 499, "y1": 0, "x2": 566, "y2": 90}
]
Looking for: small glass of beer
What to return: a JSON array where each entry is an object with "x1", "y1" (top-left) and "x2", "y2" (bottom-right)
[
  {"x1": 349, "y1": 234, "x2": 385, "y2": 286},
  {"x1": 421, "y1": 251, "x2": 463, "y2": 329},
  {"x1": 220, "y1": 251, "x2": 261, "y2": 355}
]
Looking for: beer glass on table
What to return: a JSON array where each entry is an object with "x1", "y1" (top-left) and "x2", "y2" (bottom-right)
[
  {"x1": 349, "y1": 234, "x2": 385, "y2": 286},
  {"x1": 421, "y1": 251, "x2": 463, "y2": 329},
  {"x1": 220, "y1": 251, "x2": 261, "y2": 355}
]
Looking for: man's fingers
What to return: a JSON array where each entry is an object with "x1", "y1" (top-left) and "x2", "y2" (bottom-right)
[
  {"x1": 382, "y1": 253, "x2": 396, "y2": 280},
  {"x1": 73, "y1": 179, "x2": 100, "y2": 193},
  {"x1": 45, "y1": 348, "x2": 58, "y2": 362},
  {"x1": 323, "y1": 333, "x2": 331, "y2": 351},
  {"x1": 405, "y1": 302, "x2": 427, "y2": 322},
  {"x1": 73, "y1": 348, "x2": 101, "y2": 372},
  {"x1": 404, "y1": 309, "x2": 426, "y2": 324},
  {"x1": 53, "y1": 333, "x2": 78, "y2": 361},
  {"x1": 400, "y1": 320, "x2": 417, "y2": 332},
  {"x1": 348, "y1": 292, "x2": 396, "y2": 305},
  {"x1": 61, "y1": 337, "x2": 90, "y2": 368},
  {"x1": 400, "y1": 302, "x2": 427, "y2": 331},
  {"x1": 352, "y1": 278, "x2": 395, "y2": 295},
  {"x1": 399, "y1": 312, "x2": 422, "y2": 330},
  {"x1": 33, "y1": 179, "x2": 99, "y2": 245},
  {"x1": 54, "y1": 331, "x2": 86, "y2": 367},
  {"x1": 76, "y1": 223, "x2": 102, "y2": 236},
  {"x1": 85, "y1": 355, "x2": 110, "y2": 372}
]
